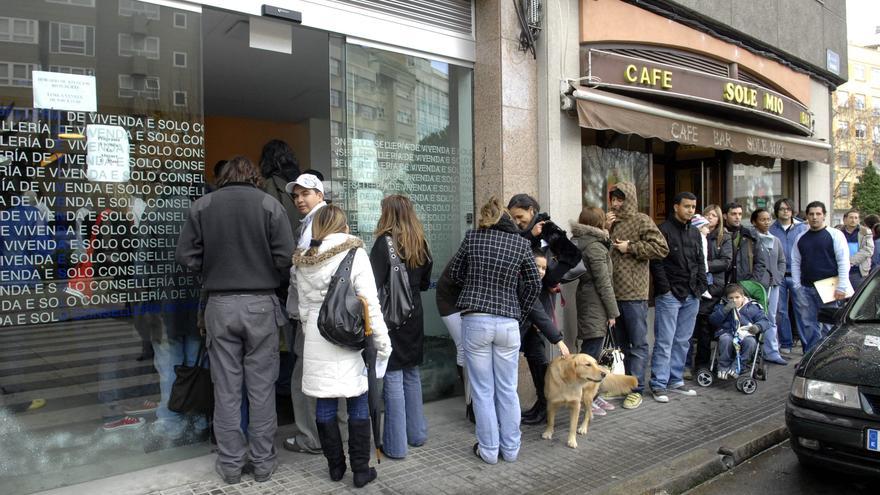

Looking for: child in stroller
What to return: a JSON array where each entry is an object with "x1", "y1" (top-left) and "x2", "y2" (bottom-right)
[{"x1": 709, "y1": 283, "x2": 772, "y2": 380}]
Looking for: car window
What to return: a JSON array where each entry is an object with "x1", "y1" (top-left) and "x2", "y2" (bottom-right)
[{"x1": 849, "y1": 275, "x2": 880, "y2": 321}]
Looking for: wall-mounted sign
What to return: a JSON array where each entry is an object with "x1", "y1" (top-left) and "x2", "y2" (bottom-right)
[
  {"x1": 32, "y1": 71, "x2": 97, "y2": 113},
  {"x1": 584, "y1": 49, "x2": 812, "y2": 136},
  {"x1": 826, "y1": 49, "x2": 840, "y2": 76}
]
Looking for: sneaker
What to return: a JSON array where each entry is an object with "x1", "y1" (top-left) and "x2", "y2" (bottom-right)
[
  {"x1": 594, "y1": 396, "x2": 615, "y2": 411},
  {"x1": 669, "y1": 387, "x2": 697, "y2": 397},
  {"x1": 591, "y1": 402, "x2": 607, "y2": 416},
  {"x1": 780, "y1": 347, "x2": 792, "y2": 355},
  {"x1": 122, "y1": 399, "x2": 158, "y2": 415},
  {"x1": 214, "y1": 462, "x2": 241, "y2": 485},
  {"x1": 102, "y1": 416, "x2": 146, "y2": 432},
  {"x1": 253, "y1": 461, "x2": 277, "y2": 483},
  {"x1": 622, "y1": 392, "x2": 643, "y2": 409},
  {"x1": 652, "y1": 390, "x2": 670, "y2": 403},
  {"x1": 282, "y1": 437, "x2": 322, "y2": 455}
]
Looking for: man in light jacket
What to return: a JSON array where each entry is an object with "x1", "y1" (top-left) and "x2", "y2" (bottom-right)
[
  {"x1": 835, "y1": 209, "x2": 874, "y2": 291},
  {"x1": 791, "y1": 201, "x2": 852, "y2": 354},
  {"x1": 769, "y1": 198, "x2": 808, "y2": 354}
]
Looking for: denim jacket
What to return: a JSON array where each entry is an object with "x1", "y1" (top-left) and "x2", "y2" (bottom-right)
[{"x1": 769, "y1": 219, "x2": 807, "y2": 274}]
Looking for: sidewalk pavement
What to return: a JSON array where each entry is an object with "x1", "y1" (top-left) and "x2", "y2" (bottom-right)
[{"x1": 39, "y1": 356, "x2": 797, "y2": 495}]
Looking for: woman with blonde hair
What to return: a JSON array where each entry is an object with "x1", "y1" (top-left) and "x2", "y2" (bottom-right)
[
  {"x1": 292, "y1": 204, "x2": 391, "y2": 488},
  {"x1": 369, "y1": 194, "x2": 433, "y2": 459},
  {"x1": 448, "y1": 196, "x2": 542, "y2": 464}
]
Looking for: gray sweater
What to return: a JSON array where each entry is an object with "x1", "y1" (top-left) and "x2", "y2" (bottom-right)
[{"x1": 176, "y1": 183, "x2": 295, "y2": 291}]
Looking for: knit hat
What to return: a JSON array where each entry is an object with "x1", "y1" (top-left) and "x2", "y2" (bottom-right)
[{"x1": 691, "y1": 214, "x2": 709, "y2": 229}]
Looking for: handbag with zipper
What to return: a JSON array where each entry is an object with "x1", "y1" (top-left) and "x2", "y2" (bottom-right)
[{"x1": 317, "y1": 248, "x2": 367, "y2": 351}]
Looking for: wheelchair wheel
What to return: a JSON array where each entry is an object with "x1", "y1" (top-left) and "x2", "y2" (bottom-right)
[
  {"x1": 696, "y1": 368, "x2": 713, "y2": 387},
  {"x1": 737, "y1": 376, "x2": 757, "y2": 395}
]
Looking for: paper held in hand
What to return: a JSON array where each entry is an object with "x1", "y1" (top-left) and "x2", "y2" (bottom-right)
[{"x1": 813, "y1": 276, "x2": 853, "y2": 304}]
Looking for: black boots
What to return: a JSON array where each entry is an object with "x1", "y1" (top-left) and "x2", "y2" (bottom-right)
[
  {"x1": 348, "y1": 419, "x2": 377, "y2": 488},
  {"x1": 316, "y1": 421, "x2": 346, "y2": 481},
  {"x1": 521, "y1": 361, "x2": 547, "y2": 425}
]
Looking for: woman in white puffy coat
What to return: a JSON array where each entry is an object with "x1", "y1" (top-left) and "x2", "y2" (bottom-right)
[{"x1": 291, "y1": 204, "x2": 391, "y2": 489}]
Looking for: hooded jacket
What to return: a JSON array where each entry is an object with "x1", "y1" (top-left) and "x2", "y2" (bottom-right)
[
  {"x1": 292, "y1": 233, "x2": 392, "y2": 398},
  {"x1": 835, "y1": 224, "x2": 875, "y2": 277},
  {"x1": 607, "y1": 181, "x2": 670, "y2": 301},
  {"x1": 571, "y1": 223, "x2": 620, "y2": 340}
]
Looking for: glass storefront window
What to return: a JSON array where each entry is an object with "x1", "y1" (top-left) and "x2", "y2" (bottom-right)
[
  {"x1": 1, "y1": 1, "x2": 205, "y2": 493},
  {"x1": 330, "y1": 40, "x2": 474, "y2": 400},
  {"x1": 731, "y1": 157, "x2": 793, "y2": 217},
  {"x1": 581, "y1": 130, "x2": 651, "y2": 215}
]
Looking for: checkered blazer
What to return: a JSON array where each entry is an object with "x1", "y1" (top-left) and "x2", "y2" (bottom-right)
[{"x1": 448, "y1": 227, "x2": 541, "y2": 321}]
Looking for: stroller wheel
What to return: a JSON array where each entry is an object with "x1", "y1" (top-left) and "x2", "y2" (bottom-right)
[
  {"x1": 696, "y1": 368, "x2": 713, "y2": 387},
  {"x1": 737, "y1": 376, "x2": 757, "y2": 394},
  {"x1": 754, "y1": 365, "x2": 767, "y2": 381}
]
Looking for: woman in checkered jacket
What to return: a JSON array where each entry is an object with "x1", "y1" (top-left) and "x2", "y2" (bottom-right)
[{"x1": 447, "y1": 196, "x2": 542, "y2": 465}]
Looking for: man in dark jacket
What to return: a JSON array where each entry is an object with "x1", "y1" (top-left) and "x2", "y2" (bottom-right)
[
  {"x1": 723, "y1": 202, "x2": 744, "y2": 283},
  {"x1": 649, "y1": 192, "x2": 707, "y2": 403},
  {"x1": 176, "y1": 156, "x2": 294, "y2": 484}
]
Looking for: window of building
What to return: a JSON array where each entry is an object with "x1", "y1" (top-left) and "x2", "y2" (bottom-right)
[
  {"x1": 50, "y1": 22, "x2": 95, "y2": 56},
  {"x1": 118, "y1": 74, "x2": 160, "y2": 99},
  {"x1": 874, "y1": 125, "x2": 880, "y2": 144},
  {"x1": 857, "y1": 153, "x2": 868, "y2": 168},
  {"x1": 873, "y1": 68, "x2": 880, "y2": 87},
  {"x1": 46, "y1": 0, "x2": 95, "y2": 6},
  {"x1": 854, "y1": 64, "x2": 866, "y2": 81},
  {"x1": 118, "y1": 33, "x2": 160, "y2": 59},
  {"x1": 840, "y1": 181, "x2": 850, "y2": 198},
  {"x1": 873, "y1": 97, "x2": 880, "y2": 116},
  {"x1": 330, "y1": 89, "x2": 341, "y2": 107},
  {"x1": 0, "y1": 61, "x2": 39, "y2": 87},
  {"x1": 396, "y1": 110, "x2": 412, "y2": 124},
  {"x1": 837, "y1": 120, "x2": 849, "y2": 136},
  {"x1": 173, "y1": 90, "x2": 187, "y2": 106},
  {"x1": 837, "y1": 90, "x2": 849, "y2": 107},
  {"x1": 356, "y1": 103, "x2": 375, "y2": 119},
  {"x1": 118, "y1": 0, "x2": 160, "y2": 20},
  {"x1": 48, "y1": 64, "x2": 95, "y2": 76},
  {"x1": 839, "y1": 153, "x2": 851, "y2": 168},
  {"x1": 855, "y1": 94, "x2": 866, "y2": 110},
  {"x1": 856, "y1": 122, "x2": 868, "y2": 139},
  {"x1": 173, "y1": 51, "x2": 187, "y2": 67},
  {"x1": 173, "y1": 12, "x2": 187, "y2": 28},
  {"x1": 330, "y1": 58, "x2": 341, "y2": 76},
  {"x1": 0, "y1": 17, "x2": 39, "y2": 44}
]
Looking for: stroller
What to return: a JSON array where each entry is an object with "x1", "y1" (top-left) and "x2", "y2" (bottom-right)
[{"x1": 694, "y1": 280, "x2": 768, "y2": 394}]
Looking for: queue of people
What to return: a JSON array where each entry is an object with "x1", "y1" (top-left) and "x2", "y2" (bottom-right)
[{"x1": 174, "y1": 146, "x2": 873, "y2": 484}]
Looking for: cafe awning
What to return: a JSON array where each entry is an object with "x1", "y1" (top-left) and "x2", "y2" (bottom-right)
[{"x1": 573, "y1": 87, "x2": 831, "y2": 162}]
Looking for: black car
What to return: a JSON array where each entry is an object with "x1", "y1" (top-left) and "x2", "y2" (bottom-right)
[{"x1": 786, "y1": 271, "x2": 880, "y2": 475}]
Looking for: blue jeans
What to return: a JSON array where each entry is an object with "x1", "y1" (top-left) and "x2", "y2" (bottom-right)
[
  {"x1": 762, "y1": 286, "x2": 784, "y2": 361},
  {"x1": 615, "y1": 301, "x2": 649, "y2": 393},
  {"x1": 153, "y1": 334, "x2": 208, "y2": 436},
  {"x1": 776, "y1": 276, "x2": 802, "y2": 349},
  {"x1": 580, "y1": 337, "x2": 604, "y2": 361},
  {"x1": 650, "y1": 293, "x2": 699, "y2": 392},
  {"x1": 463, "y1": 314, "x2": 521, "y2": 464},
  {"x1": 382, "y1": 367, "x2": 428, "y2": 458},
  {"x1": 718, "y1": 334, "x2": 757, "y2": 372},
  {"x1": 794, "y1": 285, "x2": 838, "y2": 354},
  {"x1": 850, "y1": 268, "x2": 864, "y2": 293},
  {"x1": 316, "y1": 393, "x2": 368, "y2": 422}
]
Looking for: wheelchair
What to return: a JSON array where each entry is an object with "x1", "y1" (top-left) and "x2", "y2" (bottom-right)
[{"x1": 694, "y1": 280, "x2": 768, "y2": 395}]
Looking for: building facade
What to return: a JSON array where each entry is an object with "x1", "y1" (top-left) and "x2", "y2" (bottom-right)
[
  {"x1": 0, "y1": 1, "x2": 474, "y2": 493},
  {"x1": 831, "y1": 39, "x2": 880, "y2": 223}
]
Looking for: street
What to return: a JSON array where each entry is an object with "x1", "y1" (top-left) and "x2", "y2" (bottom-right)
[{"x1": 686, "y1": 440, "x2": 876, "y2": 495}]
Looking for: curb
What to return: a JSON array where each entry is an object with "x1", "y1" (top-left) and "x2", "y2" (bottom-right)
[{"x1": 600, "y1": 411, "x2": 789, "y2": 495}]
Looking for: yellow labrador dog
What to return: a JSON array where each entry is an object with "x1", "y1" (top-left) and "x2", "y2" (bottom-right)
[{"x1": 541, "y1": 353, "x2": 638, "y2": 448}]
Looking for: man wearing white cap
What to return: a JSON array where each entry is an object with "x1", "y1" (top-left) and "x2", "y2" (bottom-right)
[
  {"x1": 285, "y1": 173, "x2": 327, "y2": 251},
  {"x1": 283, "y1": 173, "x2": 347, "y2": 455}
]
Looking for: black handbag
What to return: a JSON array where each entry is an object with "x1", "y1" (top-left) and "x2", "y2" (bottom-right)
[
  {"x1": 168, "y1": 341, "x2": 213, "y2": 414},
  {"x1": 318, "y1": 249, "x2": 367, "y2": 351},
  {"x1": 379, "y1": 236, "x2": 415, "y2": 329}
]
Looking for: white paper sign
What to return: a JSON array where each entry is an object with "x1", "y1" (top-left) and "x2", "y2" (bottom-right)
[
  {"x1": 86, "y1": 125, "x2": 130, "y2": 182},
  {"x1": 33, "y1": 71, "x2": 97, "y2": 112}
]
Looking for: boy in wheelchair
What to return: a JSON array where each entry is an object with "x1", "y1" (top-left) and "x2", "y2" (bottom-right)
[{"x1": 708, "y1": 283, "x2": 771, "y2": 379}]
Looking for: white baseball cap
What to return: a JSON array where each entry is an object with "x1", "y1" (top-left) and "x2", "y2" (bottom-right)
[{"x1": 285, "y1": 173, "x2": 324, "y2": 194}]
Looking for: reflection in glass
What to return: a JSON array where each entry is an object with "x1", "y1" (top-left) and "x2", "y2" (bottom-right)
[
  {"x1": 582, "y1": 144, "x2": 650, "y2": 214},
  {"x1": 331, "y1": 42, "x2": 473, "y2": 401}
]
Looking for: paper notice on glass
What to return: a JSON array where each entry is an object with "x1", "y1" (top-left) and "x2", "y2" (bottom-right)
[
  {"x1": 813, "y1": 276, "x2": 853, "y2": 304},
  {"x1": 33, "y1": 71, "x2": 97, "y2": 112},
  {"x1": 86, "y1": 125, "x2": 130, "y2": 182}
]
